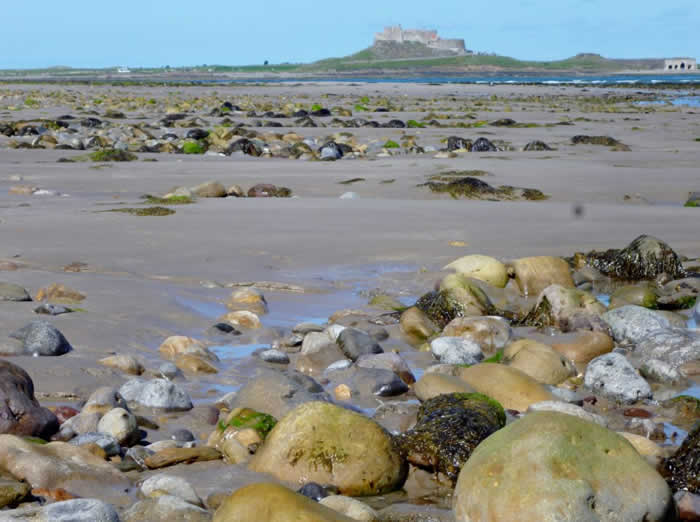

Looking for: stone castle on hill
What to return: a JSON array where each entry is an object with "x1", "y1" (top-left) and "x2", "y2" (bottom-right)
[{"x1": 374, "y1": 26, "x2": 467, "y2": 55}]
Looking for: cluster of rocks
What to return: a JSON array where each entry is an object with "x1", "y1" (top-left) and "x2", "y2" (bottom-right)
[{"x1": 0, "y1": 234, "x2": 698, "y2": 520}]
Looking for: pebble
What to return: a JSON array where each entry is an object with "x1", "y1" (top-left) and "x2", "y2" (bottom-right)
[{"x1": 259, "y1": 349, "x2": 290, "y2": 364}]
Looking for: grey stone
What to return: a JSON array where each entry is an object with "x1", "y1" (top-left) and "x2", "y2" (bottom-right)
[
  {"x1": 356, "y1": 352, "x2": 414, "y2": 383},
  {"x1": 430, "y1": 336, "x2": 483, "y2": 365},
  {"x1": 0, "y1": 282, "x2": 31, "y2": 302},
  {"x1": 337, "y1": 328, "x2": 383, "y2": 361},
  {"x1": 640, "y1": 358, "x2": 683, "y2": 383},
  {"x1": 527, "y1": 400, "x2": 608, "y2": 427},
  {"x1": 123, "y1": 495, "x2": 210, "y2": 522},
  {"x1": 339, "y1": 191, "x2": 359, "y2": 199},
  {"x1": 259, "y1": 349, "x2": 290, "y2": 364},
  {"x1": 319, "y1": 142, "x2": 343, "y2": 160},
  {"x1": 159, "y1": 362, "x2": 181, "y2": 380},
  {"x1": 70, "y1": 433, "x2": 121, "y2": 457},
  {"x1": 0, "y1": 498, "x2": 120, "y2": 521},
  {"x1": 325, "y1": 366, "x2": 408, "y2": 399},
  {"x1": 601, "y1": 305, "x2": 670, "y2": 344},
  {"x1": 292, "y1": 322, "x2": 325, "y2": 335},
  {"x1": 171, "y1": 428, "x2": 196, "y2": 442},
  {"x1": 635, "y1": 328, "x2": 700, "y2": 370},
  {"x1": 141, "y1": 474, "x2": 203, "y2": 507},
  {"x1": 301, "y1": 331, "x2": 335, "y2": 355},
  {"x1": 33, "y1": 303, "x2": 72, "y2": 315},
  {"x1": 584, "y1": 353, "x2": 652, "y2": 403},
  {"x1": 119, "y1": 379, "x2": 193, "y2": 411},
  {"x1": 9, "y1": 320, "x2": 72, "y2": 356}
]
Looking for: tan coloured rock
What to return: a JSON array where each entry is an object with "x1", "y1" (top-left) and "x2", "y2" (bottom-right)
[
  {"x1": 443, "y1": 255, "x2": 509, "y2": 288},
  {"x1": 400, "y1": 307, "x2": 438, "y2": 340},
  {"x1": 219, "y1": 311, "x2": 262, "y2": 329},
  {"x1": 618, "y1": 432, "x2": 667, "y2": 464},
  {"x1": 249, "y1": 402, "x2": 406, "y2": 496},
  {"x1": 175, "y1": 354, "x2": 218, "y2": 374},
  {"x1": 159, "y1": 336, "x2": 218, "y2": 362},
  {"x1": 213, "y1": 483, "x2": 354, "y2": 522},
  {"x1": 510, "y1": 256, "x2": 574, "y2": 297},
  {"x1": 456, "y1": 364, "x2": 556, "y2": 412},
  {"x1": 413, "y1": 373, "x2": 476, "y2": 402},
  {"x1": 227, "y1": 287, "x2": 268, "y2": 315},
  {"x1": 81, "y1": 386, "x2": 128, "y2": 415},
  {"x1": 98, "y1": 354, "x2": 144, "y2": 375},
  {"x1": 145, "y1": 447, "x2": 222, "y2": 470},
  {"x1": 551, "y1": 330, "x2": 614, "y2": 365},
  {"x1": 97, "y1": 407, "x2": 138, "y2": 446},
  {"x1": 319, "y1": 496, "x2": 379, "y2": 521},
  {"x1": 503, "y1": 339, "x2": 577, "y2": 385}
]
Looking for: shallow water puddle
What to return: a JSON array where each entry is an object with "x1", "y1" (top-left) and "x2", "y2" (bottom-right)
[{"x1": 210, "y1": 343, "x2": 267, "y2": 360}]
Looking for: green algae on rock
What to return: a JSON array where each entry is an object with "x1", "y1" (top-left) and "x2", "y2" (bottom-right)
[
  {"x1": 396, "y1": 393, "x2": 505, "y2": 482},
  {"x1": 89, "y1": 149, "x2": 138, "y2": 162},
  {"x1": 217, "y1": 408, "x2": 277, "y2": 439},
  {"x1": 103, "y1": 207, "x2": 175, "y2": 216}
]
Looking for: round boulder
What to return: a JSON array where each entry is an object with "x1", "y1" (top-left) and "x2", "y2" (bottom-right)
[{"x1": 443, "y1": 255, "x2": 508, "y2": 288}]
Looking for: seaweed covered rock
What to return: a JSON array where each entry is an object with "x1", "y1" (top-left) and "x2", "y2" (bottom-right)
[
  {"x1": 396, "y1": 393, "x2": 505, "y2": 482},
  {"x1": 454, "y1": 411, "x2": 673, "y2": 522},
  {"x1": 415, "y1": 275, "x2": 494, "y2": 329},
  {"x1": 573, "y1": 235, "x2": 685, "y2": 281},
  {"x1": 249, "y1": 402, "x2": 407, "y2": 496},
  {"x1": 517, "y1": 284, "x2": 608, "y2": 332},
  {"x1": 660, "y1": 422, "x2": 699, "y2": 493}
]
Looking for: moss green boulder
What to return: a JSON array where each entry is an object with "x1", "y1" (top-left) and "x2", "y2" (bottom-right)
[
  {"x1": 0, "y1": 476, "x2": 30, "y2": 508},
  {"x1": 609, "y1": 283, "x2": 658, "y2": 310},
  {"x1": 456, "y1": 364, "x2": 556, "y2": 412},
  {"x1": 213, "y1": 483, "x2": 354, "y2": 522},
  {"x1": 249, "y1": 402, "x2": 407, "y2": 496},
  {"x1": 443, "y1": 255, "x2": 508, "y2": 288},
  {"x1": 453, "y1": 411, "x2": 673, "y2": 522}
]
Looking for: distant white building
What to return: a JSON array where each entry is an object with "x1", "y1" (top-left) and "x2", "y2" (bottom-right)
[
  {"x1": 117, "y1": 66, "x2": 131, "y2": 74},
  {"x1": 663, "y1": 58, "x2": 696, "y2": 71}
]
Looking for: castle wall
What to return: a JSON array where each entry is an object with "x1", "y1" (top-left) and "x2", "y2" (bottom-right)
[
  {"x1": 664, "y1": 58, "x2": 696, "y2": 71},
  {"x1": 374, "y1": 26, "x2": 466, "y2": 53},
  {"x1": 431, "y1": 39, "x2": 467, "y2": 52}
]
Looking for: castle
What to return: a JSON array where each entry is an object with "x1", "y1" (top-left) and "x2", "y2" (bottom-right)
[
  {"x1": 374, "y1": 26, "x2": 467, "y2": 55},
  {"x1": 663, "y1": 58, "x2": 696, "y2": 72}
]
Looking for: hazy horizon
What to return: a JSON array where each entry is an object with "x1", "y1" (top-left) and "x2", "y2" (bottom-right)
[{"x1": 3, "y1": 0, "x2": 698, "y2": 69}]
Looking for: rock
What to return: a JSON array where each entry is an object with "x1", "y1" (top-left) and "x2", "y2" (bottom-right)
[
  {"x1": 0, "y1": 476, "x2": 30, "y2": 508},
  {"x1": 34, "y1": 303, "x2": 72, "y2": 315},
  {"x1": 399, "y1": 307, "x2": 438, "y2": 340},
  {"x1": 0, "y1": 498, "x2": 120, "y2": 522},
  {"x1": 159, "y1": 336, "x2": 218, "y2": 362},
  {"x1": 98, "y1": 354, "x2": 144, "y2": 375},
  {"x1": 415, "y1": 276, "x2": 493, "y2": 329},
  {"x1": 510, "y1": 256, "x2": 574, "y2": 297},
  {"x1": 0, "y1": 360, "x2": 58, "y2": 438},
  {"x1": 176, "y1": 354, "x2": 219, "y2": 374},
  {"x1": 213, "y1": 483, "x2": 354, "y2": 522},
  {"x1": 220, "y1": 368, "x2": 329, "y2": 420},
  {"x1": 471, "y1": 137, "x2": 497, "y2": 152},
  {"x1": 339, "y1": 191, "x2": 359, "y2": 200},
  {"x1": 119, "y1": 379, "x2": 193, "y2": 411},
  {"x1": 674, "y1": 491, "x2": 700, "y2": 521},
  {"x1": 660, "y1": 422, "x2": 699, "y2": 493},
  {"x1": 527, "y1": 400, "x2": 608, "y2": 426},
  {"x1": 518, "y1": 284, "x2": 608, "y2": 332},
  {"x1": 34, "y1": 283, "x2": 85, "y2": 303},
  {"x1": 320, "y1": 142, "x2": 344, "y2": 160},
  {"x1": 551, "y1": 330, "x2": 614, "y2": 365},
  {"x1": 249, "y1": 402, "x2": 407, "y2": 495},
  {"x1": 141, "y1": 474, "x2": 203, "y2": 506},
  {"x1": 9, "y1": 320, "x2": 72, "y2": 356},
  {"x1": 356, "y1": 352, "x2": 415, "y2": 385},
  {"x1": 442, "y1": 316, "x2": 512, "y2": 356},
  {"x1": 430, "y1": 337, "x2": 483, "y2": 365},
  {"x1": 192, "y1": 181, "x2": 227, "y2": 198},
  {"x1": 396, "y1": 393, "x2": 505, "y2": 482},
  {"x1": 503, "y1": 339, "x2": 576, "y2": 385},
  {"x1": 227, "y1": 184, "x2": 245, "y2": 197},
  {"x1": 337, "y1": 328, "x2": 383, "y2": 361},
  {"x1": 447, "y1": 136, "x2": 472, "y2": 151},
  {"x1": 443, "y1": 255, "x2": 508, "y2": 288},
  {"x1": 602, "y1": 306, "x2": 671, "y2": 344},
  {"x1": 0, "y1": 282, "x2": 31, "y2": 301},
  {"x1": 260, "y1": 349, "x2": 290, "y2": 364},
  {"x1": 298, "y1": 482, "x2": 331, "y2": 501},
  {"x1": 123, "y1": 495, "x2": 211, "y2": 522},
  {"x1": 454, "y1": 411, "x2": 673, "y2": 522},
  {"x1": 456, "y1": 364, "x2": 556, "y2": 412},
  {"x1": 640, "y1": 359, "x2": 682, "y2": 384},
  {"x1": 523, "y1": 140, "x2": 554, "y2": 151},
  {"x1": 219, "y1": 310, "x2": 262, "y2": 329},
  {"x1": 227, "y1": 287, "x2": 268, "y2": 314},
  {"x1": 70, "y1": 433, "x2": 120, "y2": 457},
  {"x1": 144, "y1": 447, "x2": 222, "y2": 469},
  {"x1": 413, "y1": 373, "x2": 475, "y2": 402},
  {"x1": 247, "y1": 183, "x2": 292, "y2": 198},
  {"x1": 319, "y1": 496, "x2": 379, "y2": 521},
  {"x1": 584, "y1": 353, "x2": 652, "y2": 404},
  {"x1": 97, "y1": 407, "x2": 139, "y2": 446},
  {"x1": 609, "y1": 283, "x2": 658, "y2": 310},
  {"x1": 82, "y1": 387, "x2": 128, "y2": 415},
  {"x1": 618, "y1": 432, "x2": 666, "y2": 465},
  {"x1": 635, "y1": 328, "x2": 700, "y2": 370},
  {"x1": 0, "y1": 435, "x2": 131, "y2": 499},
  {"x1": 325, "y1": 366, "x2": 409, "y2": 399},
  {"x1": 575, "y1": 235, "x2": 685, "y2": 281},
  {"x1": 377, "y1": 504, "x2": 454, "y2": 522}
]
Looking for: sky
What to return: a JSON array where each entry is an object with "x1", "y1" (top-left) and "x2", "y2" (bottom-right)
[{"x1": 2, "y1": 0, "x2": 698, "y2": 68}]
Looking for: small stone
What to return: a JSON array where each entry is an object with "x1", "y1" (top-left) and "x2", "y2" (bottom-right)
[
  {"x1": 34, "y1": 303, "x2": 72, "y2": 316},
  {"x1": 97, "y1": 407, "x2": 139, "y2": 446},
  {"x1": 259, "y1": 349, "x2": 290, "y2": 364},
  {"x1": 141, "y1": 474, "x2": 203, "y2": 507},
  {"x1": 98, "y1": 354, "x2": 144, "y2": 375},
  {"x1": 584, "y1": 352, "x2": 651, "y2": 404},
  {"x1": 430, "y1": 336, "x2": 483, "y2": 365},
  {"x1": 334, "y1": 384, "x2": 352, "y2": 400},
  {"x1": 171, "y1": 428, "x2": 196, "y2": 442},
  {"x1": 119, "y1": 379, "x2": 193, "y2": 411},
  {"x1": 219, "y1": 310, "x2": 262, "y2": 329}
]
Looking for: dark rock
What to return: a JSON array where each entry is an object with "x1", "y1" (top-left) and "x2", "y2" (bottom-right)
[
  {"x1": 0, "y1": 359, "x2": 59, "y2": 438},
  {"x1": 160, "y1": 133, "x2": 179, "y2": 141},
  {"x1": 524, "y1": 140, "x2": 554, "y2": 151},
  {"x1": 295, "y1": 116, "x2": 317, "y2": 127},
  {"x1": 325, "y1": 366, "x2": 407, "y2": 400},
  {"x1": 447, "y1": 136, "x2": 472, "y2": 151},
  {"x1": 415, "y1": 290, "x2": 467, "y2": 330},
  {"x1": 34, "y1": 303, "x2": 72, "y2": 316},
  {"x1": 227, "y1": 138, "x2": 262, "y2": 156},
  {"x1": 471, "y1": 137, "x2": 498, "y2": 152},
  {"x1": 395, "y1": 393, "x2": 506, "y2": 482},
  {"x1": 80, "y1": 117, "x2": 102, "y2": 128},
  {"x1": 9, "y1": 320, "x2": 72, "y2": 356},
  {"x1": 373, "y1": 380, "x2": 410, "y2": 397},
  {"x1": 298, "y1": 482, "x2": 331, "y2": 501},
  {"x1": 574, "y1": 235, "x2": 686, "y2": 280},
  {"x1": 310, "y1": 108, "x2": 331, "y2": 117},
  {"x1": 319, "y1": 141, "x2": 343, "y2": 161},
  {"x1": 17, "y1": 126, "x2": 40, "y2": 136},
  {"x1": 162, "y1": 113, "x2": 187, "y2": 123},
  {"x1": 491, "y1": 118, "x2": 517, "y2": 126},
  {"x1": 382, "y1": 119, "x2": 406, "y2": 128},
  {"x1": 259, "y1": 349, "x2": 290, "y2": 364},
  {"x1": 247, "y1": 183, "x2": 292, "y2": 198},
  {"x1": 292, "y1": 110, "x2": 309, "y2": 117},
  {"x1": 362, "y1": 121, "x2": 380, "y2": 128},
  {"x1": 337, "y1": 328, "x2": 383, "y2": 361},
  {"x1": 171, "y1": 428, "x2": 195, "y2": 442},
  {"x1": 263, "y1": 121, "x2": 283, "y2": 128},
  {"x1": 660, "y1": 422, "x2": 699, "y2": 493},
  {"x1": 185, "y1": 128, "x2": 209, "y2": 140},
  {"x1": 571, "y1": 135, "x2": 621, "y2": 146},
  {"x1": 210, "y1": 322, "x2": 241, "y2": 335}
]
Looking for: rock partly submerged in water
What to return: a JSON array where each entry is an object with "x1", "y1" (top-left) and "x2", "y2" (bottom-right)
[
  {"x1": 660, "y1": 422, "x2": 699, "y2": 494},
  {"x1": 453, "y1": 411, "x2": 673, "y2": 522}
]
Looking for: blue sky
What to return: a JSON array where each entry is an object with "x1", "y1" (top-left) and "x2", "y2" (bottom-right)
[{"x1": 2, "y1": 0, "x2": 698, "y2": 68}]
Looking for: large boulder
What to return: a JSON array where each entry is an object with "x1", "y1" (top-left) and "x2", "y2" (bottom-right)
[
  {"x1": 509, "y1": 256, "x2": 574, "y2": 297},
  {"x1": 584, "y1": 353, "x2": 651, "y2": 404},
  {"x1": 518, "y1": 284, "x2": 608, "y2": 332},
  {"x1": 413, "y1": 373, "x2": 475, "y2": 402},
  {"x1": 602, "y1": 306, "x2": 671, "y2": 344},
  {"x1": 503, "y1": 339, "x2": 576, "y2": 385},
  {"x1": 453, "y1": 411, "x2": 673, "y2": 522},
  {"x1": 9, "y1": 320, "x2": 72, "y2": 356},
  {"x1": 0, "y1": 360, "x2": 58, "y2": 438},
  {"x1": 455, "y1": 364, "x2": 556, "y2": 412},
  {"x1": 213, "y1": 483, "x2": 354, "y2": 521},
  {"x1": 119, "y1": 378, "x2": 193, "y2": 411},
  {"x1": 660, "y1": 422, "x2": 699, "y2": 494},
  {"x1": 635, "y1": 328, "x2": 700, "y2": 370},
  {"x1": 443, "y1": 255, "x2": 508, "y2": 288},
  {"x1": 575, "y1": 235, "x2": 685, "y2": 281},
  {"x1": 0, "y1": 435, "x2": 131, "y2": 500},
  {"x1": 249, "y1": 402, "x2": 407, "y2": 496},
  {"x1": 396, "y1": 393, "x2": 505, "y2": 482}
]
